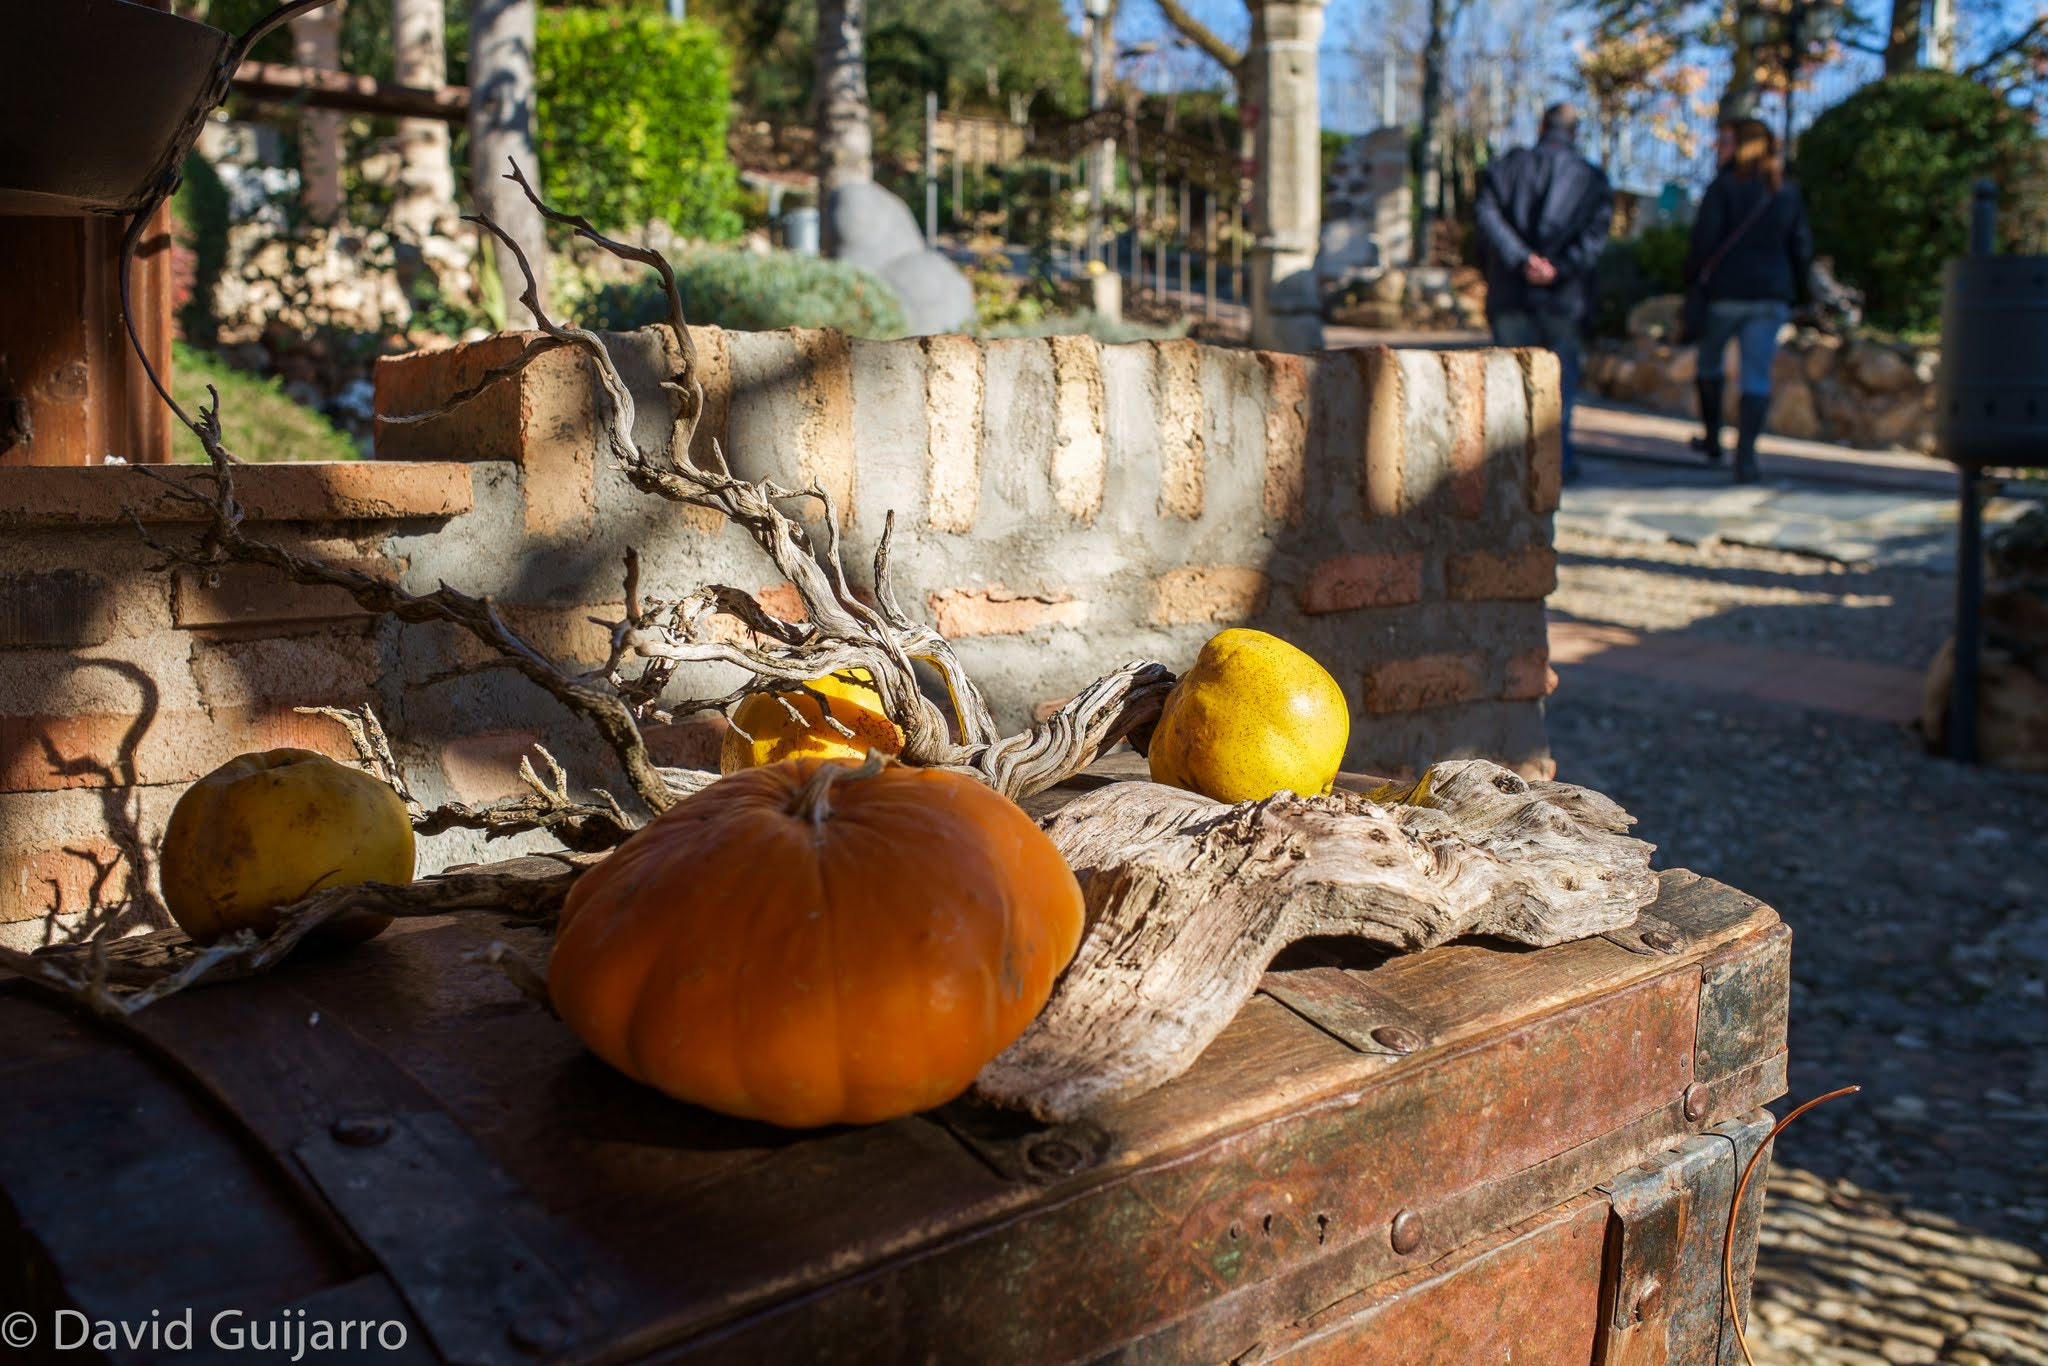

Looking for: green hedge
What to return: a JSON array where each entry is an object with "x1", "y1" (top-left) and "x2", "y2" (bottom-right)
[
  {"x1": 574, "y1": 251, "x2": 909, "y2": 338},
  {"x1": 536, "y1": 11, "x2": 743, "y2": 241},
  {"x1": 1798, "y1": 72, "x2": 2042, "y2": 332},
  {"x1": 1589, "y1": 222, "x2": 1689, "y2": 339}
]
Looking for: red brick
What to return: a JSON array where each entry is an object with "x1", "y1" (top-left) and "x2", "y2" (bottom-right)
[
  {"x1": 439, "y1": 729, "x2": 547, "y2": 803},
  {"x1": 172, "y1": 564, "x2": 375, "y2": 630},
  {"x1": 3, "y1": 840, "x2": 131, "y2": 924},
  {"x1": 930, "y1": 586, "x2": 1086, "y2": 638},
  {"x1": 1362, "y1": 654, "x2": 1483, "y2": 715},
  {"x1": 795, "y1": 328, "x2": 857, "y2": 528},
  {"x1": 1502, "y1": 648, "x2": 1560, "y2": 701},
  {"x1": 1259, "y1": 351, "x2": 1309, "y2": 528},
  {"x1": 643, "y1": 715, "x2": 728, "y2": 770},
  {"x1": 1519, "y1": 348, "x2": 1564, "y2": 513},
  {"x1": 0, "y1": 463, "x2": 473, "y2": 530},
  {"x1": 1032, "y1": 695, "x2": 1074, "y2": 722},
  {"x1": 1300, "y1": 553, "x2": 1424, "y2": 616},
  {"x1": 1359, "y1": 346, "x2": 1404, "y2": 519},
  {"x1": 0, "y1": 705, "x2": 354, "y2": 794},
  {"x1": 1150, "y1": 566, "x2": 1271, "y2": 626},
  {"x1": 756, "y1": 584, "x2": 809, "y2": 623},
  {"x1": 1442, "y1": 350, "x2": 1488, "y2": 520},
  {"x1": 1447, "y1": 547, "x2": 1559, "y2": 601}
]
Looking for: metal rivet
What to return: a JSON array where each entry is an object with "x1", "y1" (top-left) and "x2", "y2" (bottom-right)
[
  {"x1": 1025, "y1": 1136, "x2": 1087, "y2": 1178},
  {"x1": 329, "y1": 1114, "x2": 392, "y2": 1148},
  {"x1": 1683, "y1": 1083, "x2": 1709, "y2": 1123},
  {"x1": 1635, "y1": 1280, "x2": 1664, "y2": 1323},
  {"x1": 1371, "y1": 1025, "x2": 1422, "y2": 1054},
  {"x1": 508, "y1": 1310, "x2": 571, "y2": 1355},
  {"x1": 1641, "y1": 929, "x2": 1681, "y2": 954},
  {"x1": 1390, "y1": 1208, "x2": 1424, "y2": 1255}
]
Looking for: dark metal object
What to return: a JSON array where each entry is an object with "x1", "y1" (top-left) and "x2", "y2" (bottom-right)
[
  {"x1": 1368, "y1": 1025, "x2": 1422, "y2": 1054},
  {"x1": 1682, "y1": 1083, "x2": 1710, "y2": 1123},
  {"x1": 1933, "y1": 180, "x2": 2032, "y2": 764},
  {"x1": 1598, "y1": 1113, "x2": 1776, "y2": 1363},
  {"x1": 1640, "y1": 928, "x2": 1680, "y2": 954},
  {"x1": 1388, "y1": 1209, "x2": 1424, "y2": 1255},
  {"x1": 1259, "y1": 967, "x2": 1434, "y2": 1058},
  {"x1": 329, "y1": 1113, "x2": 395, "y2": 1147},
  {"x1": 0, "y1": 0, "x2": 336, "y2": 217}
]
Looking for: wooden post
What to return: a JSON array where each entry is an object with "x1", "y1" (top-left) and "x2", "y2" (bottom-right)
[
  {"x1": 1153, "y1": 155, "x2": 1167, "y2": 298},
  {"x1": 0, "y1": 207, "x2": 174, "y2": 466}
]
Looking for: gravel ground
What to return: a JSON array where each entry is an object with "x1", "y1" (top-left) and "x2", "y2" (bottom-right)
[{"x1": 1549, "y1": 528, "x2": 2048, "y2": 1364}]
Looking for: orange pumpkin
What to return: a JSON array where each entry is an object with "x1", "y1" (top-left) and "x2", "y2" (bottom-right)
[{"x1": 548, "y1": 756, "x2": 1085, "y2": 1128}]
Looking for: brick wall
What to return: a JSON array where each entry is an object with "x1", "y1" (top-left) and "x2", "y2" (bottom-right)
[{"x1": 0, "y1": 328, "x2": 1561, "y2": 951}]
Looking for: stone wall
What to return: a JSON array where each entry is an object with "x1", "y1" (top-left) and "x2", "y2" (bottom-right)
[
  {"x1": 1585, "y1": 317, "x2": 1938, "y2": 453},
  {"x1": 0, "y1": 328, "x2": 1564, "y2": 950}
]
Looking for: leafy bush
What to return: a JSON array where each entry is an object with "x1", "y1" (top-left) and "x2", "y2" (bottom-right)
[
  {"x1": 1588, "y1": 222, "x2": 1689, "y2": 339},
  {"x1": 172, "y1": 153, "x2": 231, "y2": 348},
  {"x1": 171, "y1": 344, "x2": 359, "y2": 464},
  {"x1": 537, "y1": 11, "x2": 744, "y2": 241},
  {"x1": 1797, "y1": 72, "x2": 2043, "y2": 332},
  {"x1": 569, "y1": 251, "x2": 909, "y2": 338}
]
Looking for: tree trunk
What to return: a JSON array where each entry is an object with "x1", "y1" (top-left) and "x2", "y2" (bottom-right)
[
  {"x1": 815, "y1": 0, "x2": 875, "y2": 256},
  {"x1": 392, "y1": 0, "x2": 454, "y2": 243},
  {"x1": 469, "y1": 0, "x2": 546, "y2": 325},
  {"x1": 1414, "y1": 0, "x2": 1447, "y2": 267},
  {"x1": 1886, "y1": 0, "x2": 1925, "y2": 74},
  {"x1": 290, "y1": 2, "x2": 347, "y2": 225}
]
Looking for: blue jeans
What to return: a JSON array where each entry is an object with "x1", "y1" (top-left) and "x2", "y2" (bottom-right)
[
  {"x1": 1696, "y1": 300, "x2": 1788, "y2": 397},
  {"x1": 1492, "y1": 310, "x2": 1581, "y2": 476}
]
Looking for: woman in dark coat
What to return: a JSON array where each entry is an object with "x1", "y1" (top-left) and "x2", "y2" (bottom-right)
[{"x1": 1686, "y1": 118, "x2": 1815, "y2": 483}]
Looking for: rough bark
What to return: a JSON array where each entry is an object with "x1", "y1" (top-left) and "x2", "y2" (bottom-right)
[
  {"x1": 814, "y1": 0, "x2": 874, "y2": 256},
  {"x1": 469, "y1": 0, "x2": 545, "y2": 322},
  {"x1": 975, "y1": 761, "x2": 1660, "y2": 1121},
  {"x1": 290, "y1": 1, "x2": 347, "y2": 224},
  {"x1": 392, "y1": 0, "x2": 455, "y2": 242}
]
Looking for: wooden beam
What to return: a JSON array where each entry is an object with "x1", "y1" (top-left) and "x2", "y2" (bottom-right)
[{"x1": 230, "y1": 60, "x2": 470, "y2": 123}]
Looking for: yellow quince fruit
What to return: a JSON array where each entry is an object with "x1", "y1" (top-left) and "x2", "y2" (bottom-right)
[
  {"x1": 720, "y1": 668, "x2": 907, "y2": 774},
  {"x1": 1148, "y1": 629, "x2": 1350, "y2": 803},
  {"x1": 160, "y1": 749, "x2": 413, "y2": 946}
]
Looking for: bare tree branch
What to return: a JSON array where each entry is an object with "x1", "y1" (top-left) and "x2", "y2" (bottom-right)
[{"x1": 1156, "y1": 0, "x2": 1244, "y2": 76}]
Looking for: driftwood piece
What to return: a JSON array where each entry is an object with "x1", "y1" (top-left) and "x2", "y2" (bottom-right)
[
  {"x1": 0, "y1": 853, "x2": 595, "y2": 1018},
  {"x1": 973, "y1": 760, "x2": 1660, "y2": 1122}
]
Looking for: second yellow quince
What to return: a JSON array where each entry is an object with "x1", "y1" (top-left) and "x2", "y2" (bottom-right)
[{"x1": 1148, "y1": 629, "x2": 1350, "y2": 803}]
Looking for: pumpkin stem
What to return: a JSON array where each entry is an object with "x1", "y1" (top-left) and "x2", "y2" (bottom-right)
[{"x1": 788, "y1": 748, "x2": 888, "y2": 829}]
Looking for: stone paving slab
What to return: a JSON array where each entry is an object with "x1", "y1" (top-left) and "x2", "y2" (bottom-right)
[{"x1": 1566, "y1": 400, "x2": 2044, "y2": 571}]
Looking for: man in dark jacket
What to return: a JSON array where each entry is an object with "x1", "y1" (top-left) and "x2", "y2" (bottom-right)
[{"x1": 1474, "y1": 104, "x2": 1614, "y2": 482}]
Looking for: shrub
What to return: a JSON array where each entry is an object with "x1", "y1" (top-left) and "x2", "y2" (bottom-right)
[
  {"x1": 172, "y1": 153, "x2": 231, "y2": 348},
  {"x1": 171, "y1": 344, "x2": 360, "y2": 464},
  {"x1": 536, "y1": 11, "x2": 744, "y2": 241},
  {"x1": 1797, "y1": 72, "x2": 2043, "y2": 332},
  {"x1": 570, "y1": 250, "x2": 909, "y2": 338},
  {"x1": 1588, "y1": 222, "x2": 1689, "y2": 339}
]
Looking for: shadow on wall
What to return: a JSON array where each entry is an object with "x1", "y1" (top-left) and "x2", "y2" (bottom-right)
[{"x1": 0, "y1": 326, "x2": 1564, "y2": 947}]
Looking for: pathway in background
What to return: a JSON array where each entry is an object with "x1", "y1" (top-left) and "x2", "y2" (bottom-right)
[{"x1": 1546, "y1": 435, "x2": 2048, "y2": 1363}]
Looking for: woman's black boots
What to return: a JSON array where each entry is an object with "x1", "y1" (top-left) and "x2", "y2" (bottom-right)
[
  {"x1": 1733, "y1": 393, "x2": 1770, "y2": 484},
  {"x1": 1693, "y1": 378, "x2": 1725, "y2": 462}
]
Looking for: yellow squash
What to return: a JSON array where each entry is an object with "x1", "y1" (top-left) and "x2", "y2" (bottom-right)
[
  {"x1": 160, "y1": 749, "x2": 415, "y2": 944},
  {"x1": 1148, "y1": 629, "x2": 1350, "y2": 803},
  {"x1": 720, "y1": 668, "x2": 907, "y2": 773}
]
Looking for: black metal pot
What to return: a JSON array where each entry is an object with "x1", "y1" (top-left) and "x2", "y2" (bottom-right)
[{"x1": 0, "y1": 0, "x2": 334, "y2": 218}]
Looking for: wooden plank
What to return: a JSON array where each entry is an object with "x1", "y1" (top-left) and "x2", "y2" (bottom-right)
[
  {"x1": 1239, "y1": 1196, "x2": 1611, "y2": 1364},
  {"x1": 230, "y1": 60, "x2": 470, "y2": 123}
]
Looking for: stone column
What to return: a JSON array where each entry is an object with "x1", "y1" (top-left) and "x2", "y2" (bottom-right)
[
  {"x1": 290, "y1": 2, "x2": 347, "y2": 225},
  {"x1": 1246, "y1": 0, "x2": 1326, "y2": 353}
]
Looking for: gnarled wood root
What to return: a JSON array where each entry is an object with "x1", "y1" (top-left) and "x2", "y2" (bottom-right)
[{"x1": 973, "y1": 760, "x2": 1660, "y2": 1122}]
